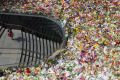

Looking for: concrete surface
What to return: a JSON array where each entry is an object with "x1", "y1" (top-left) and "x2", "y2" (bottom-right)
[{"x1": 0, "y1": 29, "x2": 22, "y2": 66}]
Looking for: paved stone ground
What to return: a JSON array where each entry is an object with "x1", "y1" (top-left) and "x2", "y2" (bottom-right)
[{"x1": 0, "y1": 29, "x2": 22, "y2": 67}]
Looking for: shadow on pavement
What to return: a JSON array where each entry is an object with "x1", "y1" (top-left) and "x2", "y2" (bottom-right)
[{"x1": 13, "y1": 37, "x2": 26, "y2": 42}]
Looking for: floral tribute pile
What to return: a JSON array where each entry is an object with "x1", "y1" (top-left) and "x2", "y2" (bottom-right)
[{"x1": 0, "y1": 0, "x2": 120, "y2": 80}]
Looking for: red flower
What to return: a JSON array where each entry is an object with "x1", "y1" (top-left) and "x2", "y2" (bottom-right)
[
  {"x1": 17, "y1": 69, "x2": 22, "y2": 73},
  {"x1": 112, "y1": 1, "x2": 119, "y2": 6},
  {"x1": 25, "y1": 68, "x2": 31, "y2": 74}
]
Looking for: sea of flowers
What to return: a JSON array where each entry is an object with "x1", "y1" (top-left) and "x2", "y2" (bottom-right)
[{"x1": 0, "y1": 0, "x2": 120, "y2": 80}]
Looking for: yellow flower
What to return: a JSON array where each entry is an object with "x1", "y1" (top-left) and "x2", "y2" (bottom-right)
[
  {"x1": 78, "y1": 43, "x2": 83, "y2": 51},
  {"x1": 75, "y1": 27, "x2": 79, "y2": 32},
  {"x1": 93, "y1": 43, "x2": 99, "y2": 48}
]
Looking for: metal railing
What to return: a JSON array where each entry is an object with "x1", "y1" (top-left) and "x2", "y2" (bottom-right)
[
  {"x1": 0, "y1": 25, "x2": 5, "y2": 38},
  {"x1": 0, "y1": 12, "x2": 70, "y2": 68},
  {"x1": 18, "y1": 25, "x2": 62, "y2": 67}
]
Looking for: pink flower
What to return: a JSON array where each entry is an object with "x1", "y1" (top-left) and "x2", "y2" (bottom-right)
[
  {"x1": 80, "y1": 76, "x2": 85, "y2": 80},
  {"x1": 87, "y1": 21, "x2": 95, "y2": 26}
]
